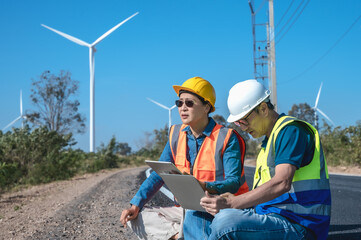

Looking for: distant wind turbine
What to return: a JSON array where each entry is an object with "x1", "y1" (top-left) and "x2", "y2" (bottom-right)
[
  {"x1": 3, "y1": 90, "x2": 27, "y2": 131},
  {"x1": 42, "y1": 12, "x2": 139, "y2": 152},
  {"x1": 147, "y1": 97, "x2": 176, "y2": 132},
  {"x1": 313, "y1": 82, "x2": 334, "y2": 129}
]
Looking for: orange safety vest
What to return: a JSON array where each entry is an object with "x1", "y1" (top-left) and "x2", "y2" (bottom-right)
[{"x1": 169, "y1": 123, "x2": 249, "y2": 196}]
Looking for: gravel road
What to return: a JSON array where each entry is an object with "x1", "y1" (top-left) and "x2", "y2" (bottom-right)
[
  {"x1": 1, "y1": 164, "x2": 360, "y2": 240},
  {"x1": 1, "y1": 166, "x2": 173, "y2": 240},
  {"x1": 30, "y1": 167, "x2": 143, "y2": 240}
]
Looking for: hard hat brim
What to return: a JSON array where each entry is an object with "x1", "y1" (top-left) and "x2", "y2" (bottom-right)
[
  {"x1": 227, "y1": 107, "x2": 256, "y2": 123},
  {"x1": 227, "y1": 95, "x2": 270, "y2": 123}
]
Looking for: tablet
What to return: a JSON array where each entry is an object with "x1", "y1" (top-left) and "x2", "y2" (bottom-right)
[
  {"x1": 145, "y1": 160, "x2": 182, "y2": 175},
  {"x1": 160, "y1": 174, "x2": 206, "y2": 212}
]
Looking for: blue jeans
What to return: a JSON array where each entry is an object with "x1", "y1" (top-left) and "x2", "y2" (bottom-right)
[
  {"x1": 183, "y1": 210, "x2": 214, "y2": 240},
  {"x1": 208, "y1": 208, "x2": 313, "y2": 240}
]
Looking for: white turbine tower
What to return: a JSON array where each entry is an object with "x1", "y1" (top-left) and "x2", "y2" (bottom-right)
[
  {"x1": 42, "y1": 12, "x2": 139, "y2": 152},
  {"x1": 3, "y1": 90, "x2": 27, "y2": 131},
  {"x1": 147, "y1": 98, "x2": 176, "y2": 132},
  {"x1": 313, "y1": 82, "x2": 334, "y2": 129}
]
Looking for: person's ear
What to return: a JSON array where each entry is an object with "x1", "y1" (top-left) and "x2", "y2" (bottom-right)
[
  {"x1": 259, "y1": 102, "x2": 269, "y2": 117},
  {"x1": 204, "y1": 103, "x2": 211, "y2": 113}
]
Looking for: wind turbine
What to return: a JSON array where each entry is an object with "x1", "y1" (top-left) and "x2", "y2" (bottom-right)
[
  {"x1": 313, "y1": 82, "x2": 334, "y2": 129},
  {"x1": 42, "y1": 12, "x2": 139, "y2": 152},
  {"x1": 147, "y1": 97, "x2": 177, "y2": 132},
  {"x1": 3, "y1": 90, "x2": 27, "y2": 131}
]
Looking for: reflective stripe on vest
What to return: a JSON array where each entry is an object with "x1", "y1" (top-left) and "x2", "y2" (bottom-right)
[
  {"x1": 169, "y1": 124, "x2": 248, "y2": 195},
  {"x1": 253, "y1": 116, "x2": 331, "y2": 240}
]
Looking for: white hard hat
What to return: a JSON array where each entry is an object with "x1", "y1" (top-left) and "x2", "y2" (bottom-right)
[{"x1": 227, "y1": 79, "x2": 271, "y2": 123}]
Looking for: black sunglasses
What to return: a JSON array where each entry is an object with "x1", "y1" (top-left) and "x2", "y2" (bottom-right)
[{"x1": 175, "y1": 100, "x2": 194, "y2": 108}]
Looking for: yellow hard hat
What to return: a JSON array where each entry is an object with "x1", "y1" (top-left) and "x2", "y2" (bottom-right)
[{"x1": 173, "y1": 77, "x2": 216, "y2": 113}]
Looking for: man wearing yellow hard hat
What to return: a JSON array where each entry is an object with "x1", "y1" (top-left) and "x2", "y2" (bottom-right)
[
  {"x1": 200, "y1": 80, "x2": 331, "y2": 240},
  {"x1": 120, "y1": 77, "x2": 249, "y2": 239}
]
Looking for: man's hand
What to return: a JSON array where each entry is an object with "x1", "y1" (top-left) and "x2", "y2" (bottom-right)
[
  {"x1": 200, "y1": 191, "x2": 233, "y2": 216},
  {"x1": 120, "y1": 205, "x2": 140, "y2": 228}
]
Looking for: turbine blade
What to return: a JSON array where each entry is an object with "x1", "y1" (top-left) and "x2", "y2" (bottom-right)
[
  {"x1": 20, "y1": 89, "x2": 23, "y2": 115},
  {"x1": 41, "y1": 24, "x2": 91, "y2": 47},
  {"x1": 147, "y1": 97, "x2": 169, "y2": 110},
  {"x1": 314, "y1": 82, "x2": 323, "y2": 108},
  {"x1": 92, "y1": 12, "x2": 139, "y2": 46},
  {"x1": 2, "y1": 116, "x2": 21, "y2": 131},
  {"x1": 317, "y1": 108, "x2": 335, "y2": 125},
  {"x1": 170, "y1": 105, "x2": 177, "y2": 110}
]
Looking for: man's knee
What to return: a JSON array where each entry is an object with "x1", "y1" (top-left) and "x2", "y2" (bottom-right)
[{"x1": 211, "y1": 209, "x2": 245, "y2": 233}]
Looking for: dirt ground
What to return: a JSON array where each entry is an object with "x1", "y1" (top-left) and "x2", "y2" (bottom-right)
[
  {"x1": 0, "y1": 163, "x2": 360, "y2": 240},
  {"x1": 0, "y1": 167, "x2": 141, "y2": 240}
]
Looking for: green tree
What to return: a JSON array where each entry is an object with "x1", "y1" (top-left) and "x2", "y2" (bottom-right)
[
  {"x1": 27, "y1": 70, "x2": 86, "y2": 135},
  {"x1": 288, "y1": 103, "x2": 317, "y2": 126},
  {"x1": 152, "y1": 125, "x2": 169, "y2": 154},
  {"x1": 321, "y1": 120, "x2": 361, "y2": 166},
  {"x1": 115, "y1": 142, "x2": 132, "y2": 156},
  {"x1": 136, "y1": 125, "x2": 169, "y2": 159}
]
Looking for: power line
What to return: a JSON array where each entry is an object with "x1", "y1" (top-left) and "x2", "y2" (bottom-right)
[
  {"x1": 275, "y1": 0, "x2": 305, "y2": 37},
  {"x1": 276, "y1": 0, "x2": 310, "y2": 45},
  {"x1": 275, "y1": 0, "x2": 296, "y2": 28},
  {"x1": 279, "y1": 13, "x2": 361, "y2": 85}
]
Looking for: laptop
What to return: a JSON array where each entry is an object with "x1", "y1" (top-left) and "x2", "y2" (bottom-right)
[
  {"x1": 145, "y1": 160, "x2": 182, "y2": 175},
  {"x1": 160, "y1": 173, "x2": 206, "y2": 212},
  {"x1": 144, "y1": 160, "x2": 206, "y2": 212}
]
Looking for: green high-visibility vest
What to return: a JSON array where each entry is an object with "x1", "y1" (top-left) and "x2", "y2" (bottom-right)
[{"x1": 253, "y1": 115, "x2": 331, "y2": 240}]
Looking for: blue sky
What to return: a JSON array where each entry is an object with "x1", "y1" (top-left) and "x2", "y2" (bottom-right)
[{"x1": 1, "y1": 0, "x2": 360, "y2": 152}]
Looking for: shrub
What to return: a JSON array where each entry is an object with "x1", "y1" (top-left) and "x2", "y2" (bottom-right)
[
  {"x1": 0, "y1": 162, "x2": 22, "y2": 190},
  {"x1": 321, "y1": 121, "x2": 361, "y2": 166},
  {"x1": 0, "y1": 126, "x2": 77, "y2": 188}
]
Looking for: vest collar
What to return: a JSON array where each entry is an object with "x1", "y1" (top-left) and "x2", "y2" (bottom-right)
[
  {"x1": 181, "y1": 117, "x2": 216, "y2": 137},
  {"x1": 261, "y1": 113, "x2": 286, "y2": 148}
]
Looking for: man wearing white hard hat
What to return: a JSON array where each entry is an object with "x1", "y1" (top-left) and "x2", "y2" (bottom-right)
[
  {"x1": 120, "y1": 77, "x2": 249, "y2": 239},
  {"x1": 201, "y1": 80, "x2": 331, "y2": 240}
]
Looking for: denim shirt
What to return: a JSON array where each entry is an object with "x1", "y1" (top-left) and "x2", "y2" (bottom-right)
[{"x1": 130, "y1": 118, "x2": 243, "y2": 209}]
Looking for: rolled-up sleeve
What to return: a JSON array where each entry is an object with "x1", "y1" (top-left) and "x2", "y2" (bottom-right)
[{"x1": 205, "y1": 132, "x2": 243, "y2": 194}]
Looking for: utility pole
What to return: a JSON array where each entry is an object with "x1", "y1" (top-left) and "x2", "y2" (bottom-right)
[
  {"x1": 248, "y1": 0, "x2": 278, "y2": 111},
  {"x1": 268, "y1": 0, "x2": 277, "y2": 111}
]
